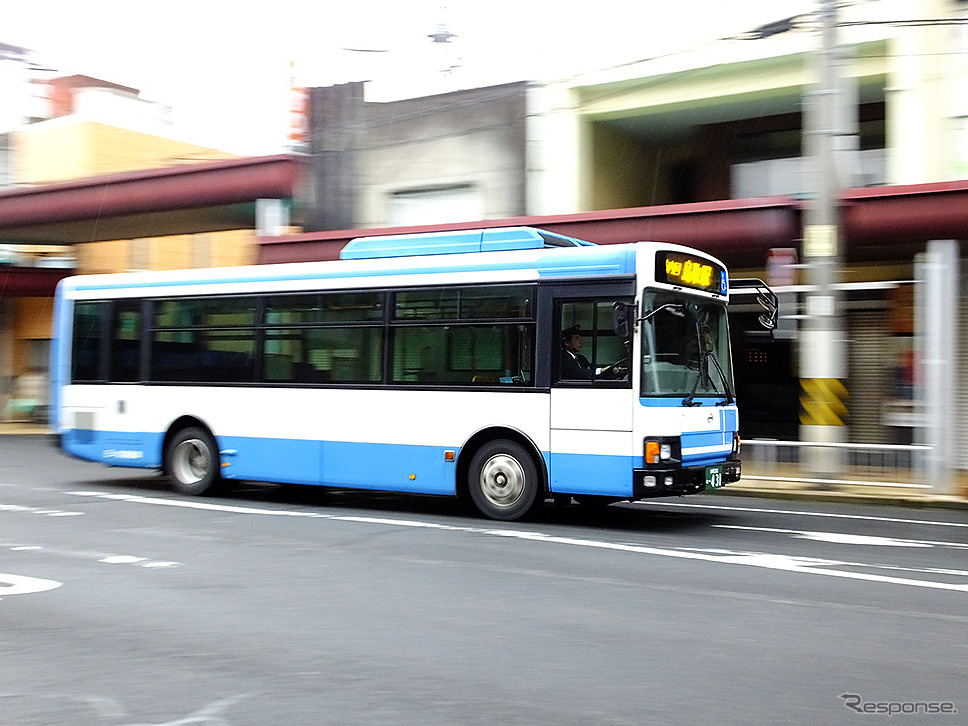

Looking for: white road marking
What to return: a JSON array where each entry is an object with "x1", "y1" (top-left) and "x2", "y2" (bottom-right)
[
  {"x1": 712, "y1": 525, "x2": 967, "y2": 549},
  {"x1": 0, "y1": 502, "x2": 83, "y2": 517},
  {"x1": 119, "y1": 692, "x2": 250, "y2": 726},
  {"x1": 0, "y1": 573, "x2": 62, "y2": 598},
  {"x1": 69, "y1": 491, "x2": 968, "y2": 594},
  {"x1": 640, "y1": 500, "x2": 968, "y2": 529},
  {"x1": 69, "y1": 491, "x2": 331, "y2": 517},
  {"x1": 100, "y1": 555, "x2": 147, "y2": 564},
  {"x1": 796, "y1": 532, "x2": 929, "y2": 547},
  {"x1": 681, "y1": 545, "x2": 968, "y2": 580},
  {"x1": 5, "y1": 542, "x2": 180, "y2": 569}
]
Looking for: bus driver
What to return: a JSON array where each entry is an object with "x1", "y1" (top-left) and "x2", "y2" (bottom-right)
[{"x1": 561, "y1": 325, "x2": 625, "y2": 380}]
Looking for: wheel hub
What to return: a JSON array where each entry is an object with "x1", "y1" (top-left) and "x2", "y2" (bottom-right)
[
  {"x1": 479, "y1": 454, "x2": 526, "y2": 507},
  {"x1": 173, "y1": 439, "x2": 208, "y2": 484}
]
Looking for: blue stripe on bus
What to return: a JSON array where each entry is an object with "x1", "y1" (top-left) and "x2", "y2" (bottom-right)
[
  {"x1": 217, "y1": 436, "x2": 458, "y2": 495},
  {"x1": 61, "y1": 428, "x2": 460, "y2": 495},
  {"x1": 681, "y1": 431, "x2": 730, "y2": 448},
  {"x1": 61, "y1": 427, "x2": 646, "y2": 499},
  {"x1": 62, "y1": 425, "x2": 725, "y2": 498},
  {"x1": 638, "y1": 397, "x2": 732, "y2": 408},
  {"x1": 549, "y1": 452, "x2": 635, "y2": 497},
  {"x1": 321, "y1": 441, "x2": 457, "y2": 495},
  {"x1": 62, "y1": 246, "x2": 638, "y2": 293},
  {"x1": 216, "y1": 436, "x2": 321, "y2": 486},
  {"x1": 49, "y1": 284, "x2": 66, "y2": 428},
  {"x1": 681, "y1": 429, "x2": 732, "y2": 466},
  {"x1": 62, "y1": 429, "x2": 163, "y2": 468}
]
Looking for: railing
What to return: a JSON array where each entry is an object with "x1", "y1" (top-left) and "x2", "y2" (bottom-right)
[{"x1": 743, "y1": 439, "x2": 934, "y2": 489}]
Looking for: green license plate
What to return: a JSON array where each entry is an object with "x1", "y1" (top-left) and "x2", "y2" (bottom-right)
[{"x1": 704, "y1": 465, "x2": 724, "y2": 490}]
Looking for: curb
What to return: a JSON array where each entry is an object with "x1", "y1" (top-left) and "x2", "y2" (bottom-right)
[{"x1": 0, "y1": 424, "x2": 51, "y2": 436}]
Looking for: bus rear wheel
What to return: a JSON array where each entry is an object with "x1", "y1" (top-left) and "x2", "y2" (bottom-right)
[
  {"x1": 468, "y1": 440, "x2": 541, "y2": 521},
  {"x1": 166, "y1": 427, "x2": 220, "y2": 496}
]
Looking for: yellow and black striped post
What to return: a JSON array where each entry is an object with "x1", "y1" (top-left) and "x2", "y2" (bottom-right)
[
  {"x1": 799, "y1": 375, "x2": 849, "y2": 478},
  {"x1": 800, "y1": 378, "x2": 848, "y2": 428}
]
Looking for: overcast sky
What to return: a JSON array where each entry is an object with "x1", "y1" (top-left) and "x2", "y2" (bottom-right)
[{"x1": 4, "y1": 0, "x2": 812, "y2": 154}]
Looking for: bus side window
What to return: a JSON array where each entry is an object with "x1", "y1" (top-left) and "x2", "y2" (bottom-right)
[
  {"x1": 111, "y1": 301, "x2": 142, "y2": 382},
  {"x1": 71, "y1": 301, "x2": 105, "y2": 383},
  {"x1": 557, "y1": 299, "x2": 631, "y2": 384}
]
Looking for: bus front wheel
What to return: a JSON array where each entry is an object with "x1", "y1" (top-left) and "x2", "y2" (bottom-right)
[
  {"x1": 468, "y1": 440, "x2": 540, "y2": 521},
  {"x1": 166, "y1": 427, "x2": 220, "y2": 496}
]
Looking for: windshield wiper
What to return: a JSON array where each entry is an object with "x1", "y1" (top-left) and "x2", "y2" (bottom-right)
[
  {"x1": 706, "y1": 349, "x2": 734, "y2": 405},
  {"x1": 681, "y1": 315, "x2": 706, "y2": 407},
  {"x1": 682, "y1": 389, "x2": 702, "y2": 406},
  {"x1": 683, "y1": 320, "x2": 734, "y2": 406},
  {"x1": 641, "y1": 302, "x2": 686, "y2": 323}
]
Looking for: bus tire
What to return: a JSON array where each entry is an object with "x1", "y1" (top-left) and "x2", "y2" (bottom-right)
[
  {"x1": 165, "y1": 426, "x2": 220, "y2": 496},
  {"x1": 468, "y1": 439, "x2": 540, "y2": 521}
]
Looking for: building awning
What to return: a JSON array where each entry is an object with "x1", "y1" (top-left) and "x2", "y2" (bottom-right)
[
  {"x1": 0, "y1": 154, "x2": 301, "y2": 244},
  {"x1": 0, "y1": 265, "x2": 73, "y2": 296},
  {"x1": 258, "y1": 196, "x2": 801, "y2": 268},
  {"x1": 260, "y1": 179, "x2": 968, "y2": 268}
]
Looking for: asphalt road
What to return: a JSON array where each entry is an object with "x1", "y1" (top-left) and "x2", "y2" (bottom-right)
[{"x1": 2, "y1": 435, "x2": 966, "y2": 725}]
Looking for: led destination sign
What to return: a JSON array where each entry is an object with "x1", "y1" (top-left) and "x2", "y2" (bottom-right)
[{"x1": 656, "y1": 251, "x2": 727, "y2": 295}]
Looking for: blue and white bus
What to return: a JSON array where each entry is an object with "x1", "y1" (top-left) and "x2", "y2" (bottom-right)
[{"x1": 50, "y1": 227, "x2": 775, "y2": 520}]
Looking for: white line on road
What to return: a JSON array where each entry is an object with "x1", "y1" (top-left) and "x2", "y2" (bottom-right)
[
  {"x1": 68, "y1": 491, "x2": 968, "y2": 594},
  {"x1": 713, "y1": 524, "x2": 968, "y2": 549},
  {"x1": 0, "y1": 573, "x2": 62, "y2": 598},
  {"x1": 96, "y1": 555, "x2": 179, "y2": 568},
  {"x1": 0, "y1": 503, "x2": 83, "y2": 517},
  {"x1": 680, "y1": 545, "x2": 968, "y2": 580},
  {"x1": 638, "y1": 500, "x2": 968, "y2": 529},
  {"x1": 99, "y1": 555, "x2": 147, "y2": 564},
  {"x1": 69, "y1": 491, "x2": 332, "y2": 517},
  {"x1": 4, "y1": 541, "x2": 181, "y2": 569}
]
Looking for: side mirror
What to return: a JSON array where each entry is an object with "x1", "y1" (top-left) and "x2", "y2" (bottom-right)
[
  {"x1": 756, "y1": 293, "x2": 778, "y2": 331},
  {"x1": 730, "y1": 278, "x2": 778, "y2": 331},
  {"x1": 612, "y1": 301, "x2": 632, "y2": 338}
]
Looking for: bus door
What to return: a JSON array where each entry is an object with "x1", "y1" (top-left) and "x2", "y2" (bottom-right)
[{"x1": 548, "y1": 290, "x2": 635, "y2": 498}]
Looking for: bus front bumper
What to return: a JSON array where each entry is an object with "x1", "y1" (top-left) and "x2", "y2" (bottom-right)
[{"x1": 633, "y1": 459, "x2": 741, "y2": 499}]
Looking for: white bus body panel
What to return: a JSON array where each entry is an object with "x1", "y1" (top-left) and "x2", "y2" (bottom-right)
[{"x1": 61, "y1": 385, "x2": 551, "y2": 495}]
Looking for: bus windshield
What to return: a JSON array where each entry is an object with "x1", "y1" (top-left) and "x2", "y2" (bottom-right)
[{"x1": 639, "y1": 293, "x2": 733, "y2": 401}]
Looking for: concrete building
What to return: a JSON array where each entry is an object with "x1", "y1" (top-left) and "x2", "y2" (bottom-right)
[
  {"x1": 0, "y1": 71, "x2": 285, "y2": 422},
  {"x1": 301, "y1": 2, "x2": 967, "y2": 217},
  {"x1": 303, "y1": 81, "x2": 528, "y2": 231}
]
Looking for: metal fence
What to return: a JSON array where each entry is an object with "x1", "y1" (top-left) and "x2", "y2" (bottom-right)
[{"x1": 743, "y1": 439, "x2": 935, "y2": 489}]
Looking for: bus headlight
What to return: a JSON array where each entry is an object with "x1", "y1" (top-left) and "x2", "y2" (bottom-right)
[
  {"x1": 644, "y1": 438, "x2": 680, "y2": 466},
  {"x1": 732, "y1": 432, "x2": 741, "y2": 456}
]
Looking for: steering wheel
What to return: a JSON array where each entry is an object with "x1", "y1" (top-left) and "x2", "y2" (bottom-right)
[{"x1": 598, "y1": 357, "x2": 629, "y2": 378}]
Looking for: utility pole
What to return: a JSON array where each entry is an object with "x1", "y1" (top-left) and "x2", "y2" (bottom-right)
[{"x1": 799, "y1": 0, "x2": 851, "y2": 476}]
